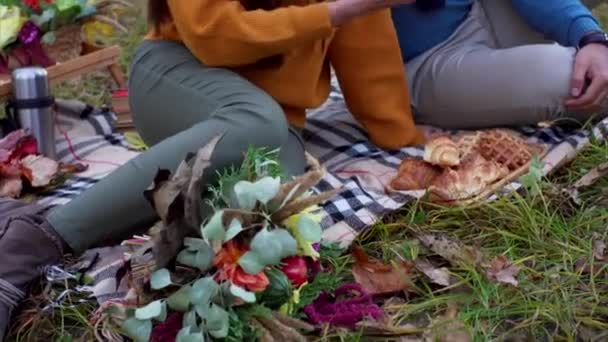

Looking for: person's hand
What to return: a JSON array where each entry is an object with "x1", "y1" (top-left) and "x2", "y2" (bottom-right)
[
  {"x1": 328, "y1": 0, "x2": 416, "y2": 26},
  {"x1": 565, "y1": 43, "x2": 608, "y2": 113}
]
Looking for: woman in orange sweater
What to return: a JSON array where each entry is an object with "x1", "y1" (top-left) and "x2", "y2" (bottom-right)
[{"x1": 0, "y1": 0, "x2": 421, "y2": 336}]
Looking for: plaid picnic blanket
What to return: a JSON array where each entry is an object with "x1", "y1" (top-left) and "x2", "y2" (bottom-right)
[{"x1": 36, "y1": 77, "x2": 608, "y2": 304}]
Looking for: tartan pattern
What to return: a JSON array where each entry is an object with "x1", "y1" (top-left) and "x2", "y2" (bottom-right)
[{"x1": 37, "y1": 78, "x2": 608, "y2": 243}]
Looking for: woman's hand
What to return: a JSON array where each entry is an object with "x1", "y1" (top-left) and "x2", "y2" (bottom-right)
[{"x1": 328, "y1": 0, "x2": 416, "y2": 26}]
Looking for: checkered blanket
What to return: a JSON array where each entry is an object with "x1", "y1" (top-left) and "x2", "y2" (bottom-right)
[{"x1": 36, "y1": 78, "x2": 608, "y2": 304}]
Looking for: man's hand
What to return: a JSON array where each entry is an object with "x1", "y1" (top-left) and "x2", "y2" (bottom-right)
[{"x1": 566, "y1": 43, "x2": 608, "y2": 113}]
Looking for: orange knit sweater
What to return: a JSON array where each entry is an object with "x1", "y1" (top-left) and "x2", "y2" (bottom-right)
[{"x1": 145, "y1": 0, "x2": 424, "y2": 149}]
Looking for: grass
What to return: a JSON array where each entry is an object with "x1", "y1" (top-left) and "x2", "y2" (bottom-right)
[{"x1": 7, "y1": 2, "x2": 608, "y2": 341}]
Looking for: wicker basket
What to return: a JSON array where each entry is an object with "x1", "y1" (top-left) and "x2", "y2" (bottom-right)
[{"x1": 43, "y1": 24, "x2": 84, "y2": 64}]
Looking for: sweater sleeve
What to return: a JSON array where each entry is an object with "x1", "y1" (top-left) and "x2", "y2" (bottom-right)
[
  {"x1": 167, "y1": 0, "x2": 334, "y2": 67},
  {"x1": 327, "y1": 9, "x2": 424, "y2": 149},
  {"x1": 510, "y1": 0, "x2": 601, "y2": 47}
]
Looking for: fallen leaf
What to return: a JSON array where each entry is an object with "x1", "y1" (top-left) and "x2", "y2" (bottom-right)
[
  {"x1": 424, "y1": 306, "x2": 471, "y2": 342},
  {"x1": 417, "y1": 234, "x2": 482, "y2": 267},
  {"x1": 0, "y1": 177, "x2": 22, "y2": 198},
  {"x1": 144, "y1": 165, "x2": 190, "y2": 224},
  {"x1": 413, "y1": 258, "x2": 451, "y2": 286},
  {"x1": 20, "y1": 155, "x2": 59, "y2": 187},
  {"x1": 351, "y1": 245, "x2": 412, "y2": 295},
  {"x1": 485, "y1": 255, "x2": 519, "y2": 287},
  {"x1": 592, "y1": 233, "x2": 606, "y2": 261},
  {"x1": 573, "y1": 162, "x2": 608, "y2": 189},
  {"x1": 0, "y1": 129, "x2": 26, "y2": 151},
  {"x1": 10, "y1": 135, "x2": 38, "y2": 161}
]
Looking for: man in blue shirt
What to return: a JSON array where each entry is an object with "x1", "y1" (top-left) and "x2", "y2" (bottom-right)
[{"x1": 392, "y1": 0, "x2": 608, "y2": 128}]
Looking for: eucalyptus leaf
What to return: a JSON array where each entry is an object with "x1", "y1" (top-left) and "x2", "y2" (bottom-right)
[
  {"x1": 176, "y1": 327, "x2": 205, "y2": 342},
  {"x1": 167, "y1": 285, "x2": 192, "y2": 312},
  {"x1": 150, "y1": 268, "x2": 172, "y2": 290},
  {"x1": 224, "y1": 218, "x2": 243, "y2": 241},
  {"x1": 237, "y1": 251, "x2": 265, "y2": 275},
  {"x1": 201, "y1": 210, "x2": 225, "y2": 242},
  {"x1": 250, "y1": 228, "x2": 298, "y2": 265},
  {"x1": 205, "y1": 304, "x2": 230, "y2": 338},
  {"x1": 190, "y1": 277, "x2": 219, "y2": 306},
  {"x1": 184, "y1": 238, "x2": 210, "y2": 251},
  {"x1": 233, "y1": 176, "x2": 281, "y2": 210},
  {"x1": 121, "y1": 317, "x2": 152, "y2": 342},
  {"x1": 296, "y1": 215, "x2": 322, "y2": 242},
  {"x1": 31, "y1": 8, "x2": 55, "y2": 27},
  {"x1": 135, "y1": 300, "x2": 167, "y2": 321},
  {"x1": 176, "y1": 241, "x2": 213, "y2": 271},
  {"x1": 229, "y1": 284, "x2": 257, "y2": 303},
  {"x1": 41, "y1": 31, "x2": 56, "y2": 45},
  {"x1": 183, "y1": 310, "x2": 198, "y2": 329}
]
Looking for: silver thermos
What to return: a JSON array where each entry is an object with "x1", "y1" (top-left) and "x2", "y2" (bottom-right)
[{"x1": 10, "y1": 67, "x2": 56, "y2": 159}]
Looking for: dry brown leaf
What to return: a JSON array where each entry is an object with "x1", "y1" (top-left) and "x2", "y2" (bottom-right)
[
  {"x1": 593, "y1": 233, "x2": 606, "y2": 261},
  {"x1": 417, "y1": 234, "x2": 483, "y2": 267},
  {"x1": 351, "y1": 245, "x2": 412, "y2": 295},
  {"x1": 184, "y1": 134, "x2": 223, "y2": 228},
  {"x1": 485, "y1": 255, "x2": 520, "y2": 287},
  {"x1": 573, "y1": 161, "x2": 608, "y2": 189},
  {"x1": 0, "y1": 176, "x2": 22, "y2": 198},
  {"x1": 424, "y1": 307, "x2": 471, "y2": 342},
  {"x1": 20, "y1": 155, "x2": 59, "y2": 187},
  {"x1": 413, "y1": 258, "x2": 451, "y2": 286}
]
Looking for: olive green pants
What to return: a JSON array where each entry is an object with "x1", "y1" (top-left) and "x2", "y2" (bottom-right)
[{"x1": 47, "y1": 40, "x2": 306, "y2": 253}]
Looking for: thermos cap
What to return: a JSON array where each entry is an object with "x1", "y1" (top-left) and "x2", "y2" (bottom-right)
[{"x1": 11, "y1": 67, "x2": 50, "y2": 100}]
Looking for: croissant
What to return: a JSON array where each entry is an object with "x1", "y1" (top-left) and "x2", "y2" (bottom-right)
[
  {"x1": 424, "y1": 136, "x2": 460, "y2": 167},
  {"x1": 390, "y1": 158, "x2": 442, "y2": 191},
  {"x1": 429, "y1": 153, "x2": 508, "y2": 201}
]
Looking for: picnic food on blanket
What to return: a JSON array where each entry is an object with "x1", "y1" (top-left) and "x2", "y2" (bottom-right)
[
  {"x1": 390, "y1": 129, "x2": 543, "y2": 202},
  {"x1": 428, "y1": 153, "x2": 509, "y2": 201},
  {"x1": 390, "y1": 158, "x2": 442, "y2": 191},
  {"x1": 423, "y1": 136, "x2": 460, "y2": 167}
]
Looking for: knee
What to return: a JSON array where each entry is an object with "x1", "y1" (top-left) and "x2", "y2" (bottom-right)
[
  {"x1": 531, "y1": 45, "x2": 575, "y2": 102},
  {"x1": 220, "y1": 93, "x2": 290, "y2": 149}
]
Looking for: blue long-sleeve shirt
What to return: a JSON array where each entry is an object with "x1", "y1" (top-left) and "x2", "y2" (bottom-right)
[{"x1": 391, "y1": 0, "x2": 601, "y2": 61}]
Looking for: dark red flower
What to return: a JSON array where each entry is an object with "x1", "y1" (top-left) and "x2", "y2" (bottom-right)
[
  {"x1": 151, "y1": 312, "x2": 183, "y2": 342},
  {"x1": 23, "y1": 0, "x2": 53, "y2": 11},
  {"x1": 280, "y1": 256, "x2": 308, "y2": 287}
]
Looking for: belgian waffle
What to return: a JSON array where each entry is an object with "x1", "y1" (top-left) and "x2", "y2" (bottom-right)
[{"x1": 475, "y1": 130, "x2": 535, "y2": 171}]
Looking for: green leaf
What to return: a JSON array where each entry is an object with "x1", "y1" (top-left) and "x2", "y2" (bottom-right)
[
  {"x1": 176, "y1": 327, "x2": 205, "y2": 342},
  {"x1": 233, "y1": 177, "x2": 281, "y2": 210},
  {"x1": 229, "y1": 284, "x2": 256, "y2": 303},
  {"x1": 183, "y1": 310, "x2": 198, "y2": 329},
  {"x1": 250, "y1": 228, "x2": 298, "y2": 265},
  {"x1": 190, "y1": 277, "x2": 219, "y2": 306},
  {"x1": 167, "y1": 285, "x2": 192, "y2": 312},
  {"x1": 205, "y1": 304, "x2": 230, "y2": 338},
  {"x1": 31, "y1": 8, "x2": 55, "y2": 27},
  {"x1": 184, "y1": 237, "x2": 210, "y2": 251},
  {"x1": 238, "y1": 228, "x2": 298, "y2": 274},
  {"x1": 177, "y1": 240, "x2": 214, "y2": 271},
  {"x1": 194, "y1": 302, "x2": 211, "y2": 319},
  {"x1": 121, "y1": 317, "x2": 152, "y2": 342},
  {"x1": 296, "y1": 215, "x2": 322, "y2": 242},
  {"x1": 237, "y1": 251, "x2": 266, "y2": 274},
  {"x1": 150, "y1": 268, "x2": 172, "y2": 290},
  {"x1": 224, "y1": 218, "x2": 243, "y2": 241},
  {"x1": 201, "y1": 210, "x2": 225, "y2": 242},
  {"x1": 135, "y1": 300, "x2": 167, "y2": 321},
  {"x1": 41, "y1": 31, "x2": 56, "y2": 45}
]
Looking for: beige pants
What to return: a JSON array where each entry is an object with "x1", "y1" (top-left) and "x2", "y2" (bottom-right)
[{"x1": 406, "y1": 0, "x2": 604, "y2": 129}]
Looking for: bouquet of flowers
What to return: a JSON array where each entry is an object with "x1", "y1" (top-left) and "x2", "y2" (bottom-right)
[
  {"x1": 0, "y1": 0, "x2": 96, "y2": 74},
  {"x1": 94, "y1": 135, "x2": 349, "y2": 341}
]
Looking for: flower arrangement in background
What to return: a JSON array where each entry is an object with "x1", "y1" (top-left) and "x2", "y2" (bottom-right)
[{"x1": 0, "y1": 0, "x2": 96, "y2": 74}]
